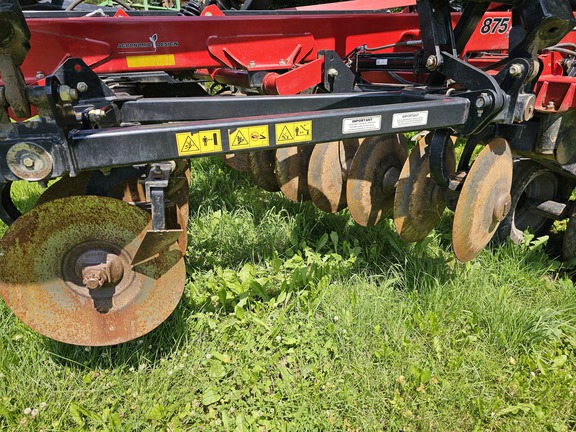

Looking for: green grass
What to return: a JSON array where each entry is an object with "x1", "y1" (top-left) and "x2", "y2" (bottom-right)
[{"x1": 2, "y1": 156, "x2": 576, "y2": 430}]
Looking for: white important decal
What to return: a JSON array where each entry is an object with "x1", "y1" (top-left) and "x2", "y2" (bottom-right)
[
  {"x1": 342, "y1": 115, "x2": 382, "y2": 134},
  {"x1": 392, "y1": 111, "x2": 428, "y2": 129}
]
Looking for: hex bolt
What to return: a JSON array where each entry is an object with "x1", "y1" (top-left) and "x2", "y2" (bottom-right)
[
  {"x1": 547, "y1": 101, "x2": 556, "y2": 110},
  {"x1": 35, "y1": 71, "x2": 45, "y2": 80},
  {"x1": 425, "y1": 55, "x2": 438, "y2": 71},
  {"x1": 58, "y1": 85, "x2": 72, "y2": 102},
  {"x1": 508, "y1": 63, "x2": 523, "y2": 78},
  {"x1": 22, "y1": 156, "x2": 35, "y2": 169},
  {"x1": 152, "y1": 164, "x2": 164, "y2": 179},
  {"x1": 249, "y1": 61, "x2": 256, "y2": 68},
  {"x1": 328, "y1": 68, "x2": 339, "y2": 77},
  {"x1": 82, "y1": 267, "x2": 107, "y2": 289},
  {"x1": 76, "y1": 82, "x2": 89, "y2": 93},
  {"x1": 87, "y1": 109, "x2": 106, "y2": 123},
  {"x1": 475, "y1": 94, "x2": 487, "y2": 109},
  {"x1": 79, "y1": 254, "x2": 124, "y2": 289},
  {"x1": 58, "y1": 85, "x2": 78, "y2": 103},
  {"x1": 279, "y1": 59, "x2": 286, "y2": 66}
]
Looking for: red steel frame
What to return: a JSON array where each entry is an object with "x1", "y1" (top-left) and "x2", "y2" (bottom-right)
[{"x1": 19, "y1": 5, "x2": 576, "y2": 112}]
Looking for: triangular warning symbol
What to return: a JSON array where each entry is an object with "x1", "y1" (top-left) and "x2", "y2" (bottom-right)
[
  {"x1": 231, "y1": 129, "x2": 248, "y2": 147},
  {"x1": 181, "y1": 135, "x2": 199, "y2": 152},
  {"x1": 278, "y1": 125, "x2": 294, "y2": 142}
]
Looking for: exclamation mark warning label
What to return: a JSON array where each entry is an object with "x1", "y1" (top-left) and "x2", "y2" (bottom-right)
[{"x1": 176, "y1": 130, "x2": 222, "y2": 156}]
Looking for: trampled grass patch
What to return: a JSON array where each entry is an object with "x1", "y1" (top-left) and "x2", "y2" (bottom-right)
[{"x1": 1, "y1": 157, "x2": 576, "y2": 430}]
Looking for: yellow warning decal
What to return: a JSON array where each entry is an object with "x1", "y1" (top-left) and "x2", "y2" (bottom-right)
[
  {"x1": 228, "y1": 125, "x2": 269, "y2": 150},
  {"x1": 126, "y1": 54, "x2": 176, "y2": 68},
  {"x1": 176, "y1": 130, "x2": 222, "y2": 156},
  {"x1": 275, "y1": 120, "x2": 312, "y2": 145}
]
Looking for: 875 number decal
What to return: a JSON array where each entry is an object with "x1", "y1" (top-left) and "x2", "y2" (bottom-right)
[{"x1": 480, "y1": 17, "x2": 510, "y2": 34}]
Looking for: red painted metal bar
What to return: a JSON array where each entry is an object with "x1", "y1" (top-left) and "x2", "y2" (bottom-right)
[
  {"x1": 23, "y1": 11, "x2": 554, "y2": 83},
  {"x1": 283, "y1": 0, "x2": 416, "y2": 11},
  {"x1": 17, "y1": 8, "x2": 576, "y2": 110}
]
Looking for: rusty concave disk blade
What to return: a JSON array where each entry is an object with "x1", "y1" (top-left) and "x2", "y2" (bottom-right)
[
  {"x1": 0, "y1": 195, "x2": 185, "y2": 346},
  {"x1": 275, "y1": 145, "x2": 315, "y2": 202},
  {"x1": 453, "y1": 137, "x2": 513, "y2": 262},
  {"x1": 346, "y1": 134, "x2": 407, "y2": 227},
  {"x1": 394, "y1": 136, "x2": 456, "y2": 242},
  {"x1": 308, "y1": 139, "x2": 359, "y2": 213},
  {"x1": 36, "y1": 172, "x2": 92, "y2": 206},
  {"x1": 248, "y1": 150, "x2": 280, "y2": 192},
  {"x1": 222, "y1": 153, "x2": 250, "y2": 172},
  {"x1": 36, "y1": 161, "x2": 191, "y2": 255}
]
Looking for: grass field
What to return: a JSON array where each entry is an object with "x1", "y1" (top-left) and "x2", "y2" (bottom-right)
[{"x1": 1, "y1": 156, "x2": 576, "y2": 430}]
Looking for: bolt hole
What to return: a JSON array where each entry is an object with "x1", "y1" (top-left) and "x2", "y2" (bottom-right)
[
  {"x1": 74, "y1": 64, "x2": 82, "y2": 72},
  {"x1": 547, "y1": 26, "x2": 559, "y2": 35}
]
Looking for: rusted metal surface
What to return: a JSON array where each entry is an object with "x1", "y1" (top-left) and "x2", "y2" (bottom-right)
[
  {"x1": 308, "y1": 139, "x2": 359, "y2": 213},
  {"x1": 36, "y1": 160, "x2": 190, "y2": 255},
  {"x1": 6, "y1": 142, "x2": 53, "y2": 181},
  {"x1": 0, "y1": 195, "x2": 185, "y2": 346},
  {"x1": 131, "y1": 230, "x2": 183, "y2": 266},
  {"x1": 35, "y1": 172, "x2": 92, "y2": 206},
  {"x1": 275, "y1": 145, "x2": 314, "y2": 202},
  {"x1": 78, "y1": 251, "x2": 124, "y2": 289},
  {"x1": 162, "y1": 160, "x2": 190, "y2": 255},
  {"x1": 222, "y1": 153, "x2": 250, "y2": 172},
  {"x1": 453, "y1": 138, "x2": 513, "y2": 262},
  {"x1": 394, "y1": 135, "x2": 456, "y2": 242},
  {"x1": 248, "y1": 150, "x2": 280, "y2": 192},
  {"x1": 346, "y1": 134, "x2": 407, "y2": 227}
]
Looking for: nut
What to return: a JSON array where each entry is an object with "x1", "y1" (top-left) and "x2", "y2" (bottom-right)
[
  {"x1": 328, "y1": 68, "x2": 339, "y2": 77},
  {"x1": 78, "y1": 253, "x2": 124, "y2": 289},
  {"x1": 508, "y1": 63, "x2": 523, "y2": 78},
  {"x1": 82, "y1": 267, "x2": 107, "y2": 289},
  {"x1": 58, "y1": 85, "x2": 78, "y2": 103},
  {"x1": 22, "y1": 156, "x2": 35, "y2": 169},
  {"x1": 87, "y1": 109, "x2": 106, "y2": 123},
  {"x1": 76, "y1": 82, "x2": 89, "y2": 93},
  {"x1": 425, "y1": 55, "x2": 438, "y2": 70},
  {"x1": 475, "y1": 93, "x2": 490, "y2": 109}
]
